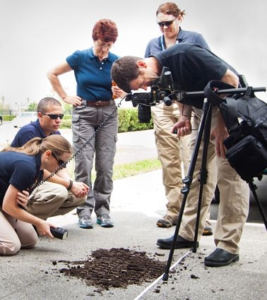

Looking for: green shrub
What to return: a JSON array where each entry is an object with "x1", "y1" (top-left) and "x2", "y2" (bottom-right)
[
  {"x1": 3, "y1": 115, "x2": 16, "y2": 121},
  {"x1": 118, "y1": 108, "x2": 132, "y2": 132},
  {"x1": 127, "y1": 108, "x2": 153, "y2": 131},
  {"x1": 61, "y1": 118, "x2": 72, "y2": 128},
  {"x1": 60, "y1": 108, "x2": 154, "y2": 132},
  {"x1": 63, "y1": 114, "x2": 72, "y2": 120}
]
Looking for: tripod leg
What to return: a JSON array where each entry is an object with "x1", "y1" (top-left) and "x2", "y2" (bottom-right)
[
  {"x1": 249, "y1": 181, "x2": 267, "y2": 230},
  {"x1": 162, "y1": 100, "x2": 212, "y2": 281},
  {"x1": 192, "y1": 102, "x2": 212, "y2": 252}
]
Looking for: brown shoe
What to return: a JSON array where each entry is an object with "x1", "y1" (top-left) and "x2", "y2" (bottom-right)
[{"x1": 157, "y1": 215, "x2": 176, "y2": 228}]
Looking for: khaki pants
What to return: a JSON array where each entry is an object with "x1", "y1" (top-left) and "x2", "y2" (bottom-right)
[
  {"x1": 151, "y1": 102, "x2": 191, "y2": 219},
  {"x1": 26, "y1": 181, "x2": 86, "y2": 220},
  {"x1": 0, "y1": 211, "x2": 38, "y2": 256},
  {"x1": 179, "y1": 106, "x2": 250, "y2": 254}
]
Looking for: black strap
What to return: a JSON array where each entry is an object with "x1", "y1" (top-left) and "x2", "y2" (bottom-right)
[
  {"x1": 204, "y1": 80, "x2": 234, "y2": 105},
  {"x1": 220, "y1": 98, "x2": 241, "y2": 134},
  {"x1": 204, "y1": 80, "x2": 241, "y2": 134}
]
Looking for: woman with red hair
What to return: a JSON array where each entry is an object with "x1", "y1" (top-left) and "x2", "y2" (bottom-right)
[{"x1": 47, "y1": 19, "x2": 123, "y2": 229}]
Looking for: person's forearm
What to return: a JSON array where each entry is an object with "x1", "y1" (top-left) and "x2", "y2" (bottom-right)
[
  {"x1": 178, "y1": 103, "x2": 192, "y2": 120},
  {"x1": 3, "y1": 201, "x2": 44, "y2": 227},
  {"x1": 217, "y1": 110, "x2": 226, "y2": 129},
  {"x1": 47, "y1": 72, "x2": 67, "y2": 100},
  {"x1": 56, "y1": 168, "x2": 71, "y2": 180},
  {"x1": 43, "y1": 170, "x2": 71, "y2": 189},
  {"x1": 220, "y1": 69, "x2": 239, "y2": 88}
]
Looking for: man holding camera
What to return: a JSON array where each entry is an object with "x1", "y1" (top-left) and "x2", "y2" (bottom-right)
[{"x1": 111, "y1": 43, "x2": 250, "y2": 267}]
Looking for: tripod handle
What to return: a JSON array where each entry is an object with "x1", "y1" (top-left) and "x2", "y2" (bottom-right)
[{"x1": 183, "y1": 86, "x2": 266, "y2": 98}]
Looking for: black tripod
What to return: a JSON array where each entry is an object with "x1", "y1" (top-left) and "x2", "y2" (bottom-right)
[{"x1": 162, "y1": 86, "x2": 267, "y2": 281}]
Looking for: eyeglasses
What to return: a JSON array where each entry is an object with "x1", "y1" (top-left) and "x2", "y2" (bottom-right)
[
  {"x1": 157, "y1": 19, "x2": 176, "y2": 27},
  {"x1": 52, "y1": 152, "x2": 65, "y2": 166},
  {"x1": 42, "y1": 113, "x2": 64, "y2": 120}
]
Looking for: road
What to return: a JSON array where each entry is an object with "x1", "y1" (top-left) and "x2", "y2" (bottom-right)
[{"x1": 0, "y1": 122, "x2": 158, "y2": 165}]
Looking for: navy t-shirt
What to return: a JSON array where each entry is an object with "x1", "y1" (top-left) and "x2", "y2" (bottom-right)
[
  {"x1": 145, "y1": 27, "x2": 210, "y2": 57},
  {"x1": 11, "y1": 120, "x2": 60, "y2": 147},
  {"x1": 153, "y1": 43, "x2": 231, "y2": 108},
  {"x1": 66, "y1": 48, "x2": 119, "y2": 101},
  {"x1": 0, "y1": 152, "x2": 42, "y2": 207}
]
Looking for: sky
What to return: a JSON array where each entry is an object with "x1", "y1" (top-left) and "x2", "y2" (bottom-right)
[{"x1": 1, "y1": 0, "x2": 267, "y2": 109}]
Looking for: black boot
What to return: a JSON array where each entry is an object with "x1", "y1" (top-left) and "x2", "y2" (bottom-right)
[
  {"x1": 157, "y1": 235, "x2": 198, "y2": 249},
  {"x1": 204, "y1": 248, "x2": 239, "y2": 267}
]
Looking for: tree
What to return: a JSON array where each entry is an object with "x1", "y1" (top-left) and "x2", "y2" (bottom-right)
[{"x1": 27, "y1": 102, "x2": 38, "y2": 111}]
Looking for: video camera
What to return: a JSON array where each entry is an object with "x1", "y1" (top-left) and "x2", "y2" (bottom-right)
[{"x1": 125, "y1": 67, "x2": 178, "y2": 123}]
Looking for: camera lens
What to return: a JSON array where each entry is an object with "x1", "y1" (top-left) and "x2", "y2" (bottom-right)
[
  {"x1": 138, "y1": 104, "x2": 151, "y2": 123},
  {"x1": 163, "y1": 96, "x2": 172, "y2": 106}
]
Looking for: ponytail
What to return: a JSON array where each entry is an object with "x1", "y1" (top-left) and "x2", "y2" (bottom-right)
[{"x1": 2, "y1": 135, "x2": 72, "y2": 156}]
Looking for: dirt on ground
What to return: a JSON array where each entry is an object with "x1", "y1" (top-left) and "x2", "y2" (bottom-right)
[{"x1": 54, "y1": 248, "x2": 167, "y2": 290}]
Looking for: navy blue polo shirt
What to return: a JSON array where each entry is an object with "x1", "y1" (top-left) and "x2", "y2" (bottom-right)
[
  {"x1": 11, "y1": 120, "x2": 60, "y2": 147},
  {"x1": 0, "y1": 152, "x2": 42, "y2": 207},
  {"x1": 66, "y1": 48, "x2": 119, "y2": 101},
  {"x1": 145, "y1": 27, "x2": 210, "y2": 57},
  {"x1": 153, "y1": 43, "x2": 231, "y2": 108}
]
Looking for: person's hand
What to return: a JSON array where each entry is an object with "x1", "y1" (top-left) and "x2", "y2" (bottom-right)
[
  {"x1": 17, "y1": 190, "x2": 29, "y2": 207},
  {"x1": 112, "y1": 85, "x2": 127, "y2": 99},
  {"x1": 210, "y1": 125, "x2": 228, "y2": 158},
  {"x1": 36, "y1": 220, "x2": 55, "y2": 238},
  {"x1": 62, "y1": 95, "x2": 82, "y2": 106},
  {"x1": 211, "y1": 112, "x2": 229, "y2": 158},
  {"x1": 70, "y1": 182, "x2": 90, "y2": 197},
  {"x1": 172, "y1": 118, "x2": 192, "y2": 138}
]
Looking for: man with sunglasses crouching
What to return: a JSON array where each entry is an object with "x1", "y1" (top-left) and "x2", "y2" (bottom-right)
[{"x1": 11, "y1": 97, "x2": 88, "y2": 221}]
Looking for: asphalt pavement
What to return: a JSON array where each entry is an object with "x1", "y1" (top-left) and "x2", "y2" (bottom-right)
[{"x1": 0, "y1": 124, "x2": 267, "y2": 299}]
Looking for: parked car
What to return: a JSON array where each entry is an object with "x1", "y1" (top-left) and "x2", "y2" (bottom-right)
[
  {"x1": 0, "y1": 114, "x2": 2, "y2": 125},
  {"x1": 12, "y1": 111, "x2": 37, "y2": 128}
]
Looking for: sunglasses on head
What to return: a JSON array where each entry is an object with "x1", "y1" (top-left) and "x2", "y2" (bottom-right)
[
  {"x1": 42, "y1": 113, "x2": 64, "y2": 120},
  {"x1": 157, "y1": 19, "x2": 176, "y2": 27},
  {"x1": 51, "y1": 152, "x2": 65, "y2": 166}
]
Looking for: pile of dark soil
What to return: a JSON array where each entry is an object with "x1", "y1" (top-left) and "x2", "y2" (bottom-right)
[{"x1": 56, "y1": 248, "x2": 166, "y2": 290}]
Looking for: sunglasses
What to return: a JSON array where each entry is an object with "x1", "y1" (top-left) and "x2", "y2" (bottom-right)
[
  {"x1": 157, "y1": 19, "x2": 176, "y2": 27},
  {"x1": 52, "y1": 152, "x2": 65, "y2": 166},
  {"x1": 42, "y1": 113, "x2": 64, "y2": 120}
]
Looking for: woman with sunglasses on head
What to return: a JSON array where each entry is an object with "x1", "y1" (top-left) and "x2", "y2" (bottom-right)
[
  {"x1": 47, "y1": 19, "x2": 124, "y2": 230},
  {"x1": 145, "y1": 2, "x2": 214, "y2": 235},
  {"x1": 0, "y1": 135, "x2": 75, "y2": 256},
  {"x1": 11, "y1": 97, "x2": 89, "y2": 221}
]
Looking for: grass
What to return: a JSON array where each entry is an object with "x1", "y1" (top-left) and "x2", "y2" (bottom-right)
[
  {"x1": 111, "y1": 158, "x2": 161, "y2": 180},
  {"x1": 67, "y1": 158, "x2": 162, "y2": 181}
]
